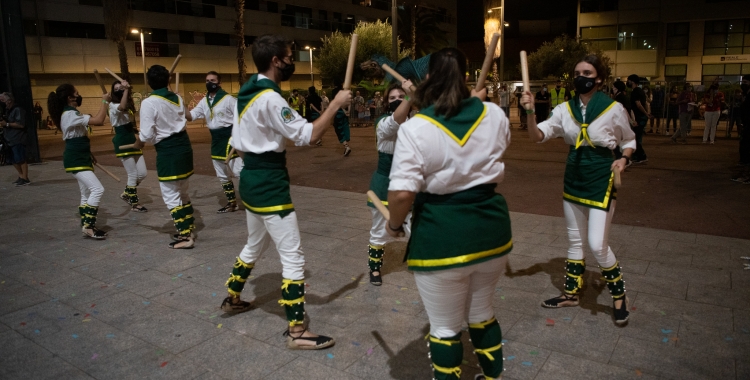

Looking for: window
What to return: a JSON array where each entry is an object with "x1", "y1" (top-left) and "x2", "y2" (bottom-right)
[
  {"x1": 204, "y1": 32, "x2": 230, "y2": 46},
  {"x1": 179, "y1": 30, "x2": 195, "y2": 44},
  {"x1": 702, "y1": 63, "x2": 750, "y2": 83},
  {"x1": 202, "y1": 0, "x2": 226, "y2": 6},
  {"x1": 319, "y1": 10, "x2": 327, "y2": 20},
  {"x1": 666, "y1": 23, "x2": 689, "y2": 57},
  {"x1": 266, "y1": 1, "x2": 278, "y2": 13},
  {"x1": 244, "y1": 35, "x2": 257, "y2": 46},
  {"x1": 704, "y1": 19, "x2": 750, "y2": 55},
  {"x1": 580, "y1": 0, "x2": 618, "y2": 13},
  {"x1": 151, "y1": 28, "x2": 168, "y2": 43},
  {"x1": 581, "y1": 25, "x2": 617, "y2": 51},
  {"x1": 664, "y1": 64, "x2": 687, "y2": 83},
  {"x1": 23, "y1": 19, "x2": 38, "y2": 36},
  {"x1": 618, "y1": 23, "x2": 657, "y2": 50},
  {"x1": 78, "y1": 0, "x2": 102, "y2": 5},
  {"x1": 245, "y1": 0, "x2": 259, "y2": 10},
  {"x1": 43, "y1": 20, "x2": 106, "y2": 39}
]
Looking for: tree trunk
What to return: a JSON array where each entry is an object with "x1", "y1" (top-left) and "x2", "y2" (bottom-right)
[
  {"x1": 117, "y1": 39, "x2": 130, "y2": 78},
  {"x1": 410, "y1": 5, "x2": 416, "y2": 60},
  {"x1": 235, "y1": 0, "x2": 247, "y2": 85}
]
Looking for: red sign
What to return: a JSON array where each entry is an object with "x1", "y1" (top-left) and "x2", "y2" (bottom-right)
[{"x1": 135, "y1": 43, "x2": 163, "y2": 57}]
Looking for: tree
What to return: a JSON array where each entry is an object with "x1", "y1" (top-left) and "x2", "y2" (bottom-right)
[
  {"x1": 526, "y1": 35, "x2": 611, "y2": 81},
  {"x1": 317, "y1": 20, "x2": 411, "y2": 85},
  {"x1": 234, "y1": 0, "x2": 247, "y2": 85},
  {"x1": 397, "y1": 4, "x2": 450, "y2": 59},
  {"x1": 103, "y1": 0, "x2": 130, "y2": 77}
]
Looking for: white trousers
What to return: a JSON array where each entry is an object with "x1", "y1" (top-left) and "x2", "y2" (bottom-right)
[
  {"x1": 212, "y1": 158, "x2": 242, "y2": 182},
  {"x1": 703, "y1": 111, "x2": 720, "y2": 143},
  {"x1": 563, "y1": 200, "x2": 617, "y2": 268},
  {"x1": 368, "y1": 208, "x2": 412, "y2": 246},
  {"x1": 120, "y1": 155, "x2": 147, "y2": 187},
  {"x1": 238, "y1": 211, "x2": 306, "y2": 280},
  {"x1": 415, "y1": 256, "x2": 507, "y2": 338},
  {"x1": 159, "y1": 179, "x2": 191, "y2": 210},
  {"x1": 73, "y1": 171, "x2": 104, "y2": 207}
]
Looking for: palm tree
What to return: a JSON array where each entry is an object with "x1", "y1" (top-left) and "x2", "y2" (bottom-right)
[
  {"x1": 397, "y1": 3, "x2": 449, "y2": 59},
  {"x1": 103, "y1": 0, "x2": 130, "y2": 77},
  {"x1": 235, "y1": 0, "x2": 247, "y2": 85}
]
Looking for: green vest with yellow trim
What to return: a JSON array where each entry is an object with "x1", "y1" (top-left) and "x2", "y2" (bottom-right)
[
  {"x1": 112, "y1": 121, "x2": 143, "y2": 157},
  {"x1": 561, "y1": 92, "x2": 618, "y2": 211},
  {"x1": 236, "y1": 74, "x2": 295, "y2": 217},
  {"x1": 62, "y1": 106, "x2": 93, "y2": 173},
  {"x1": 150, "y1": 88, "x2": 194, "y2": 182},
  {"x1": 205, "y1": 89, "x2": 238, "y2": 162},
  {"x1": 404, "y1": 98, "x2": 513, "y2": 271}
]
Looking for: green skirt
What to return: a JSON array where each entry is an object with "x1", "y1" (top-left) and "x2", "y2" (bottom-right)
[
  {"x1": 64, "y1": 136, "x2": 93, "y2": 173},
  {"x1": 367, "y1": 152, "x2": 393, "y2": 208},
  {"x1": 154, "y1": 131, "x2": 194, "y2": 182},
  {"x1": 209, "y1": 127, "x2": 238, "y2": 161},
  {"x1": 112, "y1": 123, "x2": 143, "y2": 157},
  {"x1": 562, "y1": 145, "x2": 616, "y2": 211},
  {"x1": 240, "y1": 151, "x2": 294, "y2": 217},
  {"x1": 406, "y1": 184, "x2": 513, "y2": 271}
]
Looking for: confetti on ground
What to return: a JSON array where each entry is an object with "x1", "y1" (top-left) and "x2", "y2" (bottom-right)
[
  {"x1": 91, "y1": 304, "x2": 96, "y2": 308},
  {"x1": 117, "y1": 284, "x2": 123, "y2": 288},
  {"x1": 662, "y1": 338, "x2": 669, "y2": 343},
  {"x1": 351, "y1": 277, "x2": 356, "y2": 280},
  {"x1": 82, "y1": 319, "x2": 91, "y2": 322},
  {"x1": 530, "y1": 350, "x2": 539, "y2": 356},
  {"x1": 661, "y1": 329, "x2": 672, "y2": 334},
  {"x1": 207, "y1": 267, "x2": 211, "y2": 270},
  {"x1": 156, "y1": 349, "x2": 165, "y2": 355},
  {"x1": 198, "y1": 310, "x2": 207, "y2": 314},
  {"x1": 142, "y1": 301, "x2": 150, "y2": 305},
  {"x1": 401, "y1": 287, "x2": 408, "y2": 290},
  {"x1": 327, "y1": 353, "x2": 334, "y2": 359},
  {"x1": 106, "y1": 334, "x2": 115, "y2": 338},
  {"x1": 725, "y1": 336, "x2": 733, "y2": 341},
  {"x1": 631, "y1": 307, "x2": 637, "y2": 311},
  {"x1": 211, "y1": 293, "x2": 216, "y2": 297},
  {"x1": 177, "y1": 274, "x2": 183, "y2": 277},
  {"x1": 34, "y1": 330, "x2": 40, "y2": 334},
  {"x1": 352, "y1": 341, "x2": 360, "y2": 346},
  {"x1": 501, "y1": 339, "x2": 508, "y2": 344},
  {"x1": 462, "y1": 360, "x2": 468, "y2": 364},
  {"x1": 741, "y1": 328, "x2": 749, "y2": 334},
  {"x1": 658, "y1": 311, "x2": 665, "y2": 315},
  {"x1": 72, "y1": 334, "x2": 79, "y2": 339},
  {"x1": 345, "y1": 296, "x2": 352, "y2": 299},
  {"x1": 209, "y1": 314, "x2": 218, "y2": 319},
  {"x1": 500, "y1": 296, "x2": 505, "y2": 300},
  {"x1": 58, "y1": 317, "x2": 66, "y2": 320},
  {"x1": 562, "y1": 317, "x2": 571, "y2": 321},
  {"x1": 160, "y1": 362, "x2": 168, "y2": 367},
  {"x1": 217, "y1": 324, "x2": 222, "y2": 329},
  {"x1": 506, "y1": 356, "x2": 515, "y2": 360},
  {"x1": 395, "y1": 300, "x2": 401, "y2": 304},
  {"x1": 392, "y1": 308, "x2": 398, "y2": 312},
  {"x1": 411, "y1": 301, "x2": 420, "y2": 305},
  {"x1": 545, "y1": 318, "x2": 555, "y2": 326},
  {"x1": 91, "y1": 354, "x2": 99, "y2": 360},
  {"x1": 20, "y1": 322, "x2": 26, "y2": 326},
  {"x1": 521, "y1": 361, "x2": 533, "y2": 366},
  {"x1": 367, "y1": 348, "x2": 374, "y2": 355}
]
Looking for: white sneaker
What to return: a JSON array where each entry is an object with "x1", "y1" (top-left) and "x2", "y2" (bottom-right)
[{"x1": 344, "y1": 147, "x2": 352, "y2": 157}]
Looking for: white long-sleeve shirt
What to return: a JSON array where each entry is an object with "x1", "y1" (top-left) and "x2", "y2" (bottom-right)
[
  {"x1": 108, "y1": 102, "x2": 134, "y2": 127},
  {"x1": 60, "y1": 109, "x2": 90, "y2": 140},
  {"x1": 189, "y1": 92, "x2": 236, "y2": 130},
  {"x1": 376, "y1": 114, "x2": 406, "y2": 154},
  {"x1": 139, "y1": 93, "x2": 187, "y2": 145},
  {"x1": 389, "y1": 101, "x2": 510, "y2": 194},
  {"x1": 231, "y1": 74, "x2": 313, "y2": 153},
  {"x1": 537, "y1": 100, "x2": 636, "y2": 151}
]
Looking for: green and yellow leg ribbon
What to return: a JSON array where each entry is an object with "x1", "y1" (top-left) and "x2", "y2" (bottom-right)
[
  {"x1": 170, "y1": 202, "x2": 195, "y2": 236},
  {"x1": 368, "y1": 244, "x2": 384, "y2": 272},
  {"x1": 564, "y1": 259, "x2": 586, "y2": 295},
  {"x1": 428, "y1": 334, "x2": 464, "y2": 380},
  {"x1": 469, "y1": 316, "x2": 504, "y2": 378},
  {"x1": 221, "y1": 181, "x2": 236, "y2": 203},
  {"x1": 279, "y1": 279, "x2": 306, "y2": 326},
  {"x1": 601, "y1": 261, "x2": 625, "y2": 299},
  {"x1": 124, "y1": 185, "x2": 139, "y2": 204},
  {"x1": 225, "y1": 257, "x2": 254, "y2": 297},
  {"x1": 79, "y1": 204, "x2": 99, "y2": 228}
]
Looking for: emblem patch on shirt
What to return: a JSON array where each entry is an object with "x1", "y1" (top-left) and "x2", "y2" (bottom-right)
[{"x1": 280, "y1": 107, "x2": 296, "y2": 124}]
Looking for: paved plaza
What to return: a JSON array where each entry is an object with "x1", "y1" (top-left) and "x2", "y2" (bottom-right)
[{"x1": 1, "y1": 160, "x2": 749, "y2": 379}]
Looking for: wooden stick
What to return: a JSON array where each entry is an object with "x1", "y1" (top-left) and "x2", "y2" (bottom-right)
[
  {"x1": 91, "y1": 154, "x2": 121, "y2": 182},
  {"x1": 520, "y1": 50, "x2": 530, "y2": 93},
  {"x1": 93, "y1": 70, "x2": 107, "y2": 94},
  {"x1": 381, "y1": 64, "x2": 417, "y2": 92},
  {"x1": 175, "y1": 72, "x2": 180, "y2": 94},
  {"x1": 367, "y1": 190, "x2": 390, "y2": 220},
  {"x1": 225, "y1": 148, "x2": 236, "y2": 164},
  {"x1": 614, "y1": 169, "x2": 622, "y2": 189},
  {"x1": 119, "y1": 144, "x2": 136, "y2": 150},
  {"x1": 169, "y1": 54, "x2": 182, "y2": 74},
  {"x1": 476, "y1": 32, "x2": 500, "y2": 91},
  {"x1": 343, "y1": 34, "x2": 359, "y2": 90},
  {"x1": 105, "y1": 68, "x2": 125, "y2": 83}
]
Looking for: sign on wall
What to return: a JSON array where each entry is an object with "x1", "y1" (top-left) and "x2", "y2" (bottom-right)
[
  {"x1": 135, "y1": 42, "x2": 164, "y2": 57},
  {"x1": 702, "y1": 55, "x2": 750, "y2": 64}
]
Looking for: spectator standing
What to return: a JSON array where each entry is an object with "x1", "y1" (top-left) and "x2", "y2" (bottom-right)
[
  {"x1": 702, "y1": 84, "x2": 724, "y2": 144},
  {"x1": 612, "y1": 80, "x2": 636, "y2": 159},
  {"x1": 727, "y1": 88, "x2": 743, "y2": 138},
  {"x1": 516, "y1": 89, "x2": 527, "y2": 129},
  {"x1": 0, "y1": 93, "x2": 30, "y2": 185},
  {"x1": 354, "y1": 91, "x2": 365, "y2": 119},
  {"x1": 643, "y1": 86, "x2": 653, "y2": 133},
  {"x1": 33, "y1": 102, "x2": 43, "y2": 130},
  {"x1": 306, "y1": 86, "x2": 322, "y2": 122},
  {"x1": 498, "y1": 84, "x2": 510, "y2": 117},
  {"x1": 650, "y1": 85, "x2": 665, "y2": 133},
  {"x1": 665, "y1": 85, "x2": 679, "y2": 135},
  {"x1": 549, "y1": 80, "x2": 567, "y2": 109},
  {"x1": 627, "y1": 75, "x2": 650, "y2": 162},
  {"x1": 321, "y1": 90, "x2": 330, "y2": 112},
  {"x1": 732, "y1": 75, "x2": 750, "y2": 183},
  {"x1": 672, "y1": 83, "x2": 695, "y2": 144},
  {"x1": 287, "y1": 89, "x2": 301, "y2": 113},
  {"x1": 535, "y1": 83, "x2": 551, "y2": 122}
]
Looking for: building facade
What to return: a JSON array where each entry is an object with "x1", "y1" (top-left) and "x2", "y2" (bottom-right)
[{"x1": 578, "y1": 0, "x2": 750, "y2": 83}]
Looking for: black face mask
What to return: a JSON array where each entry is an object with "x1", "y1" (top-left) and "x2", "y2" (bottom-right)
[
  {"x1": 388, "y1": 99, "x2": 402, "y2": 113},
  {"x1": 75, "y1": 95, "x2": 83, "y2": 107},
  {"x1": 278, "y1": 61, "x2": 295, "y2": 82},
  {"x1": 574, "y1": 76, "x2": 596, "y2": 95},
  {"x1": 742, "y1": 83, "x2": 750, "y2": 93},
  {"x1": 206, "y1": 82, "x2": 220, "y2": 93},
  {"x1": 113, "y1": 90, "x2": 124, "y2": 102}
]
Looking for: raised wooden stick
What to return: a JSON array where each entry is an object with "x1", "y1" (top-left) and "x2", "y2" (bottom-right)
[
  {"x1": 105, "y1": 68, "x2": 126, "y2": 83},
  {"x1": 169, "y1": 54, "x2": 182, "y2": 74},
  {"x1": 367, "y1": 190, "x2": 390, "y2": 220},
  {"x1": 343, "y1": 34, "x2": 359, "y2": 90},
  {"x1": 475, "y1": 32, "x2": 500, "y2": 91},
  {"x1": 381, "y1": 64, "x2": 417, "y2": 92},
  {"x1": 225, "y1": 148, "x2": 236, "y2": 164},
  {"x1": 175, "y1": 72, "x2": 180, "y2": 94},
  {"x1": 93, "y1": 70, "x2": 107, "y2": 94},
  {"x1": 614, "y1": 169, "x2": 622, "y2": 189},
  {"x1": 520, "y1": 50, "x2": 530, "y2": 93}
]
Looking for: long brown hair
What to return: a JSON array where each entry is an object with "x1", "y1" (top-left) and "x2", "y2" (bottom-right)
[
  {"x1": 414, "y1": 48, "x2": 470, "y2": 118},
  {"x1": 47, "y1": 84, "x2": 75, "y2": 130}
]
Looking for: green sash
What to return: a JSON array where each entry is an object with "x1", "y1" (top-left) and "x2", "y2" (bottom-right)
[
  {"x1": 207, "y1": 89, "x2": 229, "y2": 119},
  {"x1": 367, "y1": 152, "x2": 393, "y2": 208},
  {"x1": 154, "y1": 131, "x2": 194, "y2": 181},
  {"x1": 209, "y1": 127, "x2": 238, "y2": 160},
  {"x1": 565, "y1": 91, "x2": 617, "y2": 149},
  {"x1": 237, "y1": 74, "x2": 282, "y2": 121},
  {"x1": 64, "y1": 136, "x2": 93, "y2": 173},
  {"x1": 112, "y1": 122, "x2": 143, "y2": 157},
  {"x1": 414, "y1": 97, "x2": 487, "y2": 147},
  {"x1": 563, "y1": 145, "x2": 616, "y2": 211},
  {"x1": 149, "y1": 88, "x2": 180, "y2": 106},
  {"x1": 240, "y1": 151, "x2": 294, "y2": 217},
  {"x1": 406, "y1": 184, "x2": 513, "y2": 271}
]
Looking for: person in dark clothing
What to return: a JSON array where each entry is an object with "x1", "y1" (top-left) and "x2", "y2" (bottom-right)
[
  {"x1": 650, "y1": 85, "x2": 665, "y2": 133},
  {"x1": 612, "y1": 80, "x2": 636, "y2": 160},
  {"x1": 627, "y1": 74, "x2": 651, "y2": 163},
  {"x1": 306, "y1": 86, "x2": 322, "y2": 122},
  {"x1": 0, "y1": 93, "x2": 30, "y2": 185},
  {"x1": 33, "y1": 102, "x2": 43, "y2": 130},
  {"x1": 535, "y1": 83, "x2": 551, "y2": 122},
  {"x1": 732, "y1": 74, "x2": 750, "y2": 183},
  {"x1": 665, "y1": 85, "x2": 680, "y2": 135}
]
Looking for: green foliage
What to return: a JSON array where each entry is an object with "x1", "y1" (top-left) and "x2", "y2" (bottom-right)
[
  {"x1": 526, "y1": 35, "x2": 612, "y2": 81},
  {"x1": 398, "y1": 5, "x2": 450, "y2": 59},
  {"x1": 317, "y1": 20, "x2": 411, "y2": 84}
]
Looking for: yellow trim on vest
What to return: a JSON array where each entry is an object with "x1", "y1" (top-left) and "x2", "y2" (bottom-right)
[
  {"x1": 151, "y1": 95, "x2": 180, "y2": 107},
  {"x1": 208, "y1": 95, "x2": 230, "y2": 119},
  {"x1": 116, "y1": 150, "x2": 143, "y2": 157},
  {"x1": 414, "y1": 105, "x2": 487, "y2": 147},
  {"x1": 407, "y1": 239, "x2": 513, "y2": 268},
  {"x1": 565, "y1": 101, "x2": 617, "y2": 149},
  {"x1": 562, "y1": 172, "x2": 614, "y2": 208},
  {"x1": 65, "y1": 166, "x2": 94, "y2": 172},
  {"x1": 474, "y1": 342, "x2": 503, "y2": 361},
  {"x1": 158, "y1": 170, "x2": 194, "y2": 181},
  {"x1": 241, "y1": 200, "x2": 294, "y2": 213},
  {"x1": 367, "y1": 198, "x2": 388, "y2": 206},
  {"x1": 238, "y1": 89, "x2": 274, "y2": 120},
  {"x1": 468, "y1": 317, "x2": 497, "y2": 329}
]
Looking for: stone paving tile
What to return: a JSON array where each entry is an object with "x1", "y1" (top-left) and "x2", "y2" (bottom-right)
[
  {"x1": 535, "y1": 351, "x2": 660, "y2": 380},
  {"x1": 632, "y1": 293, "x2": 734, "y2": 330},
  {"x1": 0, "y1": 299, "x2": 92, "y2": 343},
  {"x1": 0, "y1": 277, "x2": 52, "y2": 315},
  {"x1": 686, "y1": 283, "x2": 750, "y2": 311},
  {"x1": 0, "y1": 330, "x2": 94, "y2": 379},
  {"x1": 116, "y1": 269, "x2": 190, "y2": 299},
  {"x1": 270, "y1": 356, "x2": 363, "y2": 380},
  {"x1": 645, "y1": 261, "x2": 731, "y2": 289},
  {"x1": 500, "y1": 340, "x2": 552, "y2": 380},
  {"x1": 630, "y1": 226, "x2": 697, "y2": 243},
  {"x1": 673, "y1": 320, "x2": 750, "y2": 361}
]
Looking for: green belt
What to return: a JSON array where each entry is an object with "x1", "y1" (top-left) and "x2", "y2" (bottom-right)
[
  {"x1": 112, "y1": 123, "x2": 143, "y2": 157},
  {"x1": 154, "y1": 131, "x2": 194, "y2": 181},
  {"x1": 64, "y1": 136, "x2": 93, "y2": 173},
  {"x1": 240, "y1": 151, "x2": 294, "y2": 216},
  {"x1": 563, "y1": 145, "x2": 616, "y2": 211}
]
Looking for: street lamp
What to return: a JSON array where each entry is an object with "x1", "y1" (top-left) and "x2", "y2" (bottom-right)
[
  {"x1": 305, "y1": 46, "x2": 316, "y2": 86},
  {"x1": 131, "y1": 28, "x2": 147, "y2": 90}
]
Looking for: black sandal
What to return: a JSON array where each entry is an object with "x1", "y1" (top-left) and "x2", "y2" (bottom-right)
[
  {"x1": 370, "y1": 271, "x2": 382, "y2": 286},
  {"x1": 168, "y1": 236, "x2": 194, "y2": 249},
  {"x1": 220, "y1": 296, "x2": 253, "y2": 314},
  {"x1": 541, "y1": 293, "x2": 579, "y2": 308},
  {"x1": 120, "y1": 192, "x2": 131, "y2": 205},
  {"x1": 131, "y1": 204, "x2": 148, "y2": 212},
  {"x1": 613, "y1": 297, "x2": 629, "y2": 325},
  {"x1": 171, "y1": 232, "x2": 196, "y2": 241},
  {"x1": 283, "y1": 328, "x2": 335, "y2": 350},
  {"x1": 217, "y1": 203, "x2": 238, "y2": 213},
  {"x1": 82, "y1": 227, "x2": 107, "y2": 240}
]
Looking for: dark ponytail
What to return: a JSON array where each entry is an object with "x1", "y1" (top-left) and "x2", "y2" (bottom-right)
[
  {"x1": 110, "y1": 80, "x2": 135, "y2": 113},
  {"x1": 414, "y1": 48, "x2": 470, "y2": 118},
  {"x1": 47, "y1": 84, "x2": 75, "y2": 130}
]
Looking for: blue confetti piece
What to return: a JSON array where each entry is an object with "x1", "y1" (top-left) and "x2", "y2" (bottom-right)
[
  {"x1": 58, "y1": 317, "x2": 66, "y2": 320},
  {"x1": 142, "y1": 301, "x2": 150, "y2": 305},
  {"x1": 521, "y1": 361, "x2": 533, "y2": 367},
  {"x1": 563, "y1": 317, "x2": 571, "y2": 321},
  {"x1": 501, "y1": 339, "x2": 508, "y2": 344},
  {"x1": 662, "y1": 338, "x2": 669, "y2": 343},
  {"x1": 352, "y1": 341, "x2": 360, "y2": 346},
  {"x1": 411, "y1": 301, "x2": 420, "y2": 304},
  {"x1": 177, "y1": 274, "x2": 183, "y2": 277},
  {"x1": 72, "y1": 334, "x2": 79, "y2": 339},
  {"x1": 725, "y1": 337, "x2": 733, "y2": 341},
  {"x1": 506, "y1": 356, "x2": 515, "y2": 360},
  {"x1": 326, "y1": 353, "x2": 334, "y2": 359},
  {"x1": 116, "y1": 284, "x2": 123, "y2": 288},
  {"x1": 207, "y1": 267, "x2": 211, "y2": 270},
  {"x1": 106, "y1": 334, "x2": 115, "y2": 338},
  {"x1": 661, "y1": 329, "x2": 672, "y2": 334},
  {"x1": 741, "y1": 328, "x2": 749, "y2": 334},
  {"x1": 212, "y1": 293, "x2": 216, "y2": 297},
  {"x1": 392, "y1": 308, "x2": 399, "y2": 312},
  {"x1": 34, "y1": 330, "x2": 40, "y2": 334},
  {"x1": 51, "y1": 298, "x2": 59, "y2": 302}
]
